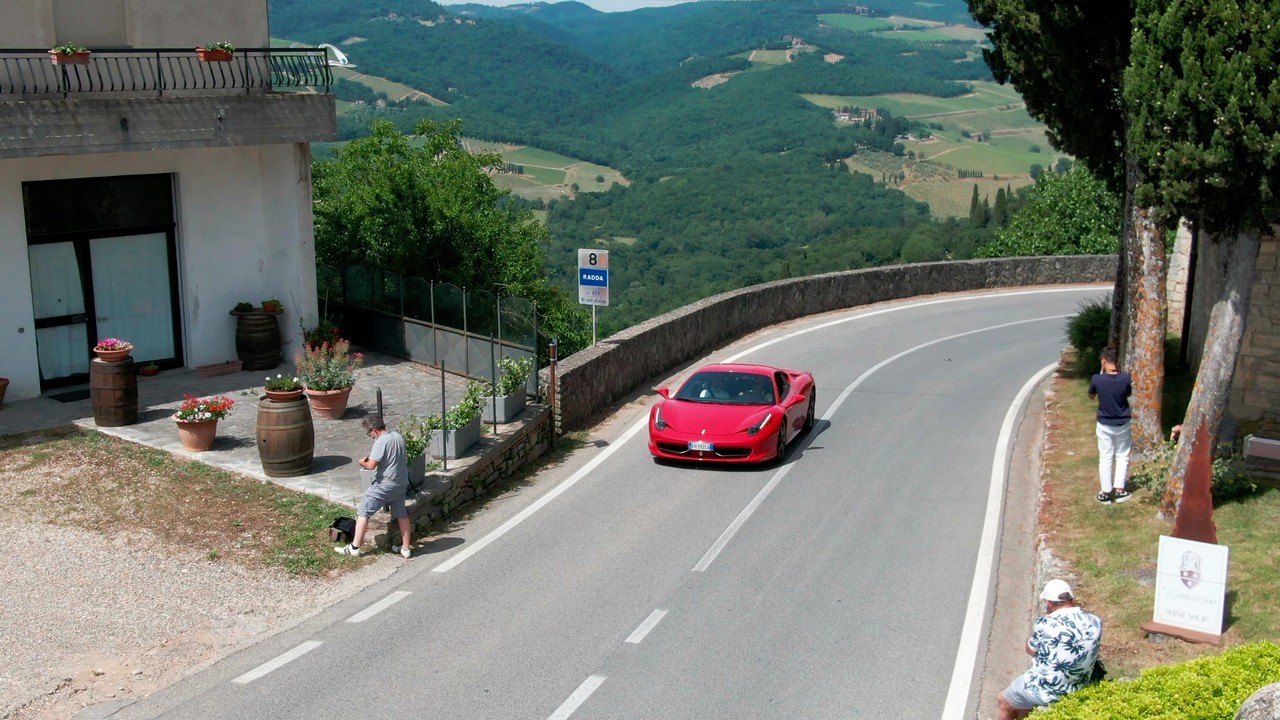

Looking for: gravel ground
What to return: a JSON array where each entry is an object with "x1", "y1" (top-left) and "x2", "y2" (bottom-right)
[{"x1": 0, "y1": 470, "x2": 395, "y2": 719}]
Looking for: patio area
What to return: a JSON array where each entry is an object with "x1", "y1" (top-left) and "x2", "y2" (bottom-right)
[{"x1": 0, "y1": 351, "x2": 477, "y2": 507}]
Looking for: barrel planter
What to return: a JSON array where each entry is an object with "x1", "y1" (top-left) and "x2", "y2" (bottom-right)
[
  {"x1": 256, "y1": 396, "x2": 314, "y2": 477},
  {"x1": 90, "y1": 358, "x2": 137, "y2": 427},
  {"x1": 233, "y1": 310, "x2": 281, "y2": 371}
]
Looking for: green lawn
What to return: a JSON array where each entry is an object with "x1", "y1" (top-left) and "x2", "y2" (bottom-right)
[
  {"x1": 818, "y1": 14, "x2": 900, "y2": 32},
  {"x1": 749, "y1": 49, "x2": 792, "y2": 65}
]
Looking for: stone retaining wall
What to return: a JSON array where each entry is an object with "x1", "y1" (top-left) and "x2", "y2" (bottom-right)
[
  {"x1": 552, "y1": 255, "x2": 1116, "y2": 431},
  {"x1": 367, "y1": 405, "x2": 553, "y2": 547}
]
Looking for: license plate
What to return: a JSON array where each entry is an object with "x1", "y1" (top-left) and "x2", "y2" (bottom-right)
[{"x1": 689, "y1": 440, "x2": 714, "y2": 452}]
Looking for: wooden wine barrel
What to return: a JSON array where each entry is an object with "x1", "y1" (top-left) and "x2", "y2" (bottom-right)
[
  {"x1": 256, "y1": 396, "x2": 314, "y2": 477},
  {"x1": 89, "y1": 357, "x2": 137, "y2": 427},
  {"x1": 235, "y1": 312, "x2": 281, "y2": 371}
]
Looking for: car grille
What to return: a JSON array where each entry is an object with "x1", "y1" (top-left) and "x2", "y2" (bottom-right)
[{"x1": 656, "y1": 442, "x2": 751, "y2": 459}]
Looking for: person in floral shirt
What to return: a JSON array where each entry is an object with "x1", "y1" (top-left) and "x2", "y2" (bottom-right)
[{"x1": 997, "y1": 579, "x2": 1103, "y2": 719}]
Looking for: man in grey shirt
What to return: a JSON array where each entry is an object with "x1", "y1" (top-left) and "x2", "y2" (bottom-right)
[{"x1": 336, "y1": 417, "x2": 412, "y2": 558}]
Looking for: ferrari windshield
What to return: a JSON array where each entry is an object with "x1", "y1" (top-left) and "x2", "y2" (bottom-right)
[{"x1": 675, "y1": 371, "x2": 776, "y2": 405}]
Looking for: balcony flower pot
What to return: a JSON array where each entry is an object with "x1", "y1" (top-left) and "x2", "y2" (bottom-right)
[
  {"x1": 305, "y1": 386, "x2": 352, "y2": 420},
  {"x1": 196, "y1": 47, "x2": 233, "y2": 62},
  {"x1": 430, "y1": 415, "x2": 481, "y2": 460},
  {"x1": 175, "y1": 419, "x2": 219, "y2": 452},
  {"x1": 481, "y1": 392, "x2": 526, "y2": 424},
  {"x1": 50, "y1": 50, "x2": 92, "y2": 65}
]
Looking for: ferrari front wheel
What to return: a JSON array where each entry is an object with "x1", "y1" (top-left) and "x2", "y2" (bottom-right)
[{"x1": 803, "y1": 389, "x2": 816, "y2": 432}]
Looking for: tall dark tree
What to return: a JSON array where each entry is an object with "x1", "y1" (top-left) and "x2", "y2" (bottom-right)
[
  {"x1": 967, "y1": 0, "x2": 1168, "y2": 455},
  {"x1": 1126, "y1": 0, "x2": 1280, "y2": 516}
]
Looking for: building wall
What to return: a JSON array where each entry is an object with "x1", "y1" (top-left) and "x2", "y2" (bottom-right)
[
  {"x1": 1, "y1": 0, "x2": 267, "y2": 49},
  {"x1": 1185, "y1": 227, "x2": 1280, "y2": 425},
  {"x1": 0, "y1": 143, "x2": 318, "y2": 402},
  {"x1": 1166, "y1": 219, "x2": 1193, "y2": 334}
]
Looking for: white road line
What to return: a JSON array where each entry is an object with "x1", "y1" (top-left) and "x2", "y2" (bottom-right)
[
  {"x1": 720, "y1": 285, "x2": 1098, "y2": 364},
  {"x1": 548, "y1": 674, "x2": 607, "y2": 720},
  {"x1": 939, "y1": 362, "x2": 1058, "y2": 720},
  {"x1": 346, "y1": 590, "x2": 411, "y2": 623},
  {"x1": 231, "y1": 641, "x2": 322, "y2": 684},
  {"x1": 625, "y1": 608, "x2": 669, "y2": 644},
  {"x1": 693, "y1": 315, "x2": 1066, "y2": 573},
  {"x1": 431, "y1": 418, "x2": 649, "y2": 573}
]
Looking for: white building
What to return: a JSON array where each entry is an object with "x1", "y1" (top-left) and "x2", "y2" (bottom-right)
[{"x1": 0, "y1": 1, "x2": 335, "y2": 401}]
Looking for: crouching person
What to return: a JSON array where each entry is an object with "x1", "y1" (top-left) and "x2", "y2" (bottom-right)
[
  {"x1": 335, "y1": 417, "x2": 412, "y2": 558},
  {"x1": 997, "y1": 579, "x2": 1102, "y2": 719}
]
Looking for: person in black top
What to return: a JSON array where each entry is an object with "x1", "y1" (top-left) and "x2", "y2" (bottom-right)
[{"x1": 1088, "y1": 347, "x2": 1133, "y2": 504}]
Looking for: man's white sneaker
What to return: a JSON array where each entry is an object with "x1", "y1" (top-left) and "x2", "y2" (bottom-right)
[
  {"x1": 335, "y1": 544, "x2": 361, "y2": 556},
  {"x1": 392, "y1": 544, "x2": 411, "y2": 559}
]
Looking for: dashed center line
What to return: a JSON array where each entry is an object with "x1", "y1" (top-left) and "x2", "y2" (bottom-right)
[
  {"x1": 346, "y1": 590, "x2": 411, "y2": 623},
  {"x1": 548, "y1": 675, "x2": 606, "y2": 720},
  {"x1": 625, "y1": 609, "x2": 669, "y2": 644},
  {"x1": 231, "y1": 641, "x2": 322, "y2": 684}
]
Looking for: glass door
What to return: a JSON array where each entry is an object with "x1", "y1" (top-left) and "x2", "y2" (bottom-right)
[
  {"x1": 29, "y1": 241, "x2": 91, "y2": 383},
  {"x1": 90, "y1": 233, "x2": 176, "y2": 362}
]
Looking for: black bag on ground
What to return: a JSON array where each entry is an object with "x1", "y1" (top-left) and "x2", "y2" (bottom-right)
[
  {"x1": 328, "y1": 516, "x2": 356, "y2": 543},
  {"x1": 1089, "y1": 657, "x2": 1107, "y2": 683}
]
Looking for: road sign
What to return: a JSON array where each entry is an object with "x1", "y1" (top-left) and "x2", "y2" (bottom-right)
[{"x1": 578, "y1": 249, "x2": 609, "y2": 307}]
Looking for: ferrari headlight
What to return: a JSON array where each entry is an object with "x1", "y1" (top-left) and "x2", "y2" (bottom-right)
[
  {"x1": 654, "y1": 406, "x2": 667, "y2": 431},
  {"x1": 746, "y1": 413, "x2": 772, "y2": 436}
]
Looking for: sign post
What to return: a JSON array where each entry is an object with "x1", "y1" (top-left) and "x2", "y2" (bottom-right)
[
  {"x1": 1140, "y1": 535, "x2": 1228, "y2": 645},
  {"x1": 577, "y1": 249, "x2": 609, "y2": 345}
]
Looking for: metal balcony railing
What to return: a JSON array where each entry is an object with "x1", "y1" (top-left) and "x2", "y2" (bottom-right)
[{"x1": 0, "y1": 47, "x2": 332, "y2": 97}]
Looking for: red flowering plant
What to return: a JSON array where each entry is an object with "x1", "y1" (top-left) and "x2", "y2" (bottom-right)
[
  {"x1": 294, "y1": 338, "x2": 364, "y2": 391},
  {"x1": 173, "y1": 393, "x2": 235, "y2": 422},
  {"x1": 94, "y1": 337, "x2": 132, "y2": 352},
  {"x1": 301, "y1": 318, "x2": 341, "y2": 350}
]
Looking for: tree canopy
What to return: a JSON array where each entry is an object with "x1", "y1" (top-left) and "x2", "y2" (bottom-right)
[
  {"x1": 977, "y1": 167, "x2": 1121, "y2": 257},
  {"x1": 312, "y1": 119, "x2": 590, "y2": 353}
]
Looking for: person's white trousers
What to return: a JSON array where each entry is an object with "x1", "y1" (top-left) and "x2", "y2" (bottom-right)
[{"x1": 1096, "y1": 421, "x2": 1132, "y2": 492}]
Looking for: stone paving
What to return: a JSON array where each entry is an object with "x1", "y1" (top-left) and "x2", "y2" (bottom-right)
[{"x1": 0, "y1": 351, "x2": 477, "y2": 507}]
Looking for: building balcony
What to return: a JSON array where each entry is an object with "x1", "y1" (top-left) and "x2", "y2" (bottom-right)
[{"x1": 0, "y1": 47, "x2": 337, "y2": 158}]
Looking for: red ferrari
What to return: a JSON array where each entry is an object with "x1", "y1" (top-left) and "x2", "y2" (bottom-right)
[{"x1": 648, "y1": 363, "x2": 816, "y2": 464}]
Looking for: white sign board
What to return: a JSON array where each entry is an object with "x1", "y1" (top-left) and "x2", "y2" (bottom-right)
[
  {"x1": 1152, "y1": 535, "x2": 1229, "y2": 636},
  {"x1": 578, "y1": 249, "x2": 609, "y2": 307}
]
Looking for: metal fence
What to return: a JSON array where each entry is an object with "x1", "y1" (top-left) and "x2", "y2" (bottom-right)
[
  {"x1": 319, "y1": 265, "x2": 539, "y2": 395},
  {"x1": 0, "y1": 47, "x2": 331, "y2": 97}
]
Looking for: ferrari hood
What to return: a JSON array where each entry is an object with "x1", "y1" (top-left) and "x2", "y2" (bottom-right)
[{"x1": 660, "y1": 399, "x2": 772, "y2": 435}]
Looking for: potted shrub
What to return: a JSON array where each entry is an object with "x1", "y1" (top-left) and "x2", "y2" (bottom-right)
[
  {"x1": 139, "y1": 363, "x2": 160, "y2": 377},
  {"x1": 263, "y1": 373, "x2": 303, "y2": 402},
  {"x1": 172, "y1": 393, "x2": 235, "y2": 452},
  {"x1": 230, "y1": 301, "x2": 255, "y2": 315},
  {"x1": 430, "y1": 381, "x2": 485, "y2": 459},
  {"x1": 398, "y1": 414, "x2": 437, "y2": 486},
  {"x1": 302, "y1": 317, "x2": 341, "y2": 350},
  {"x1": 483, "y1": 355, "x2": 533, "y2": 423},
  {"x1": 92, "y1": 338, "x2": 133, "y2": 362},
  {"x1": 261, "y1": 298, "x2": 283, "y2": 314},
  {"x1": 49, "y1": 42, "x2": 91, "y2": 65},
  {"x1": 295, "y1": 337, "x2": 364, "y2": 419},
  {"x1": 196, "y1": 41, "x2": 235, "y2": 62}
]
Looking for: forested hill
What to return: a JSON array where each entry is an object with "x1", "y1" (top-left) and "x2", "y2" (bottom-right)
[{"x1": 273, "y1": 0, "x2": 1018, "y2": 334}]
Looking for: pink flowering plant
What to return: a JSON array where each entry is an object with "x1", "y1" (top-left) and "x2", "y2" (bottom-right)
[
  {"x1": 294, "y1": 338, "x2": 364, "y2": 391},
  {"x1": 94, "y1": 337, "x2": 132, "y2": 351},
  {"x1": 173, "y1": 393, "x2": 235, "y2": 422}
]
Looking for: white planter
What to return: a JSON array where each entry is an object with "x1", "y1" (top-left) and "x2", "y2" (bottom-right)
[
  {"x1": 430, "y1": 415, "x2": 481, "y2": 459},
  {"x1": 481, "y1": 392, "x2": 526, "y2": 423},
  {"x1": 409, "y1": 454, "x2": 426, "y2": 484}
]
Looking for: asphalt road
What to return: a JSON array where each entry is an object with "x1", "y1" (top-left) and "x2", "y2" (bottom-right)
[{"x1": 112, "y1": 286, "x2": 1105, "y2": 720}]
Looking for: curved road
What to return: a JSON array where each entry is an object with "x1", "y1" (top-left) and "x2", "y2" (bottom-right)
[{"x1": 116, "y1": 286, "x2": 1105, "y2": 720}]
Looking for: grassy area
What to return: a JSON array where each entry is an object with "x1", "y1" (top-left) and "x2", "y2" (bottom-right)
[
  {"x1": 1040, "y1": 347, "x2": 1280, "y2": 678},
  {"x1": 818, "y1": 14, "x2": 901, "y2": 32},
  {"x1": 0, "y1": 427, "x2": 361, "y2": 575}
]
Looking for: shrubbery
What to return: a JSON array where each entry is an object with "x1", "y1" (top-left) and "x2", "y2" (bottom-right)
[
  {"x1": 1036, "y1": 641, "x2": 1280, "y2": 719},
  {"x1": 1129, "y1": 439, "x2": 1259, "y2": 506},
  {"x1": 1066, "y1": 298, "x2": 1112, "y2": 375}
]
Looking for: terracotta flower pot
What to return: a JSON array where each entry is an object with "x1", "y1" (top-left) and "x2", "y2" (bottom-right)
[
  {"x1": 50, "y1": 50, "x2": 91, "y2": 65},
  {"x1": 264, "y1": 388, "x2": 304, "y2": 402},
  {"x1": 176, "y1": 419, "x2": 218, "y2": 452},
  {"x1": 139, "y1": 365, "x2": 160, "y2": 377},
  {"x1": 94, "y1": 347, "x2": 133, "y2": 362},
  {"x1": 305, "y1": 387, "x2": 352, "y2": 420},
  {"x1": 196, "y1": 47, "x2": 233, "y2": 62}
]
